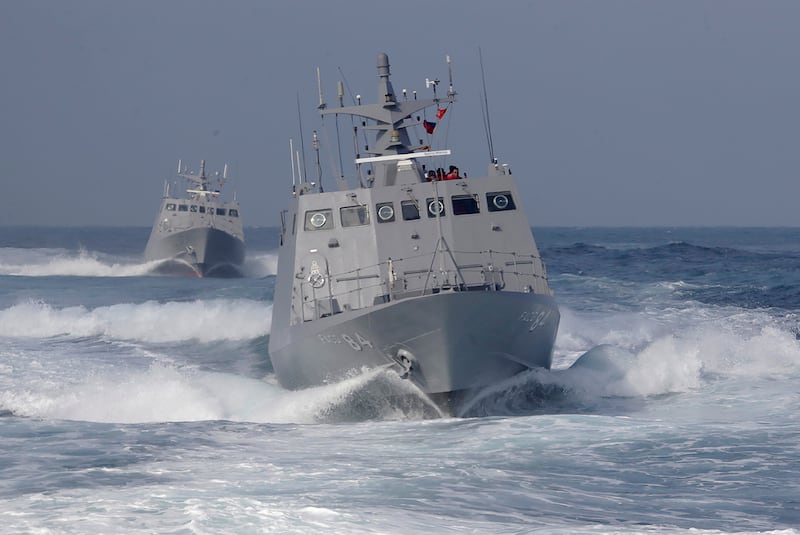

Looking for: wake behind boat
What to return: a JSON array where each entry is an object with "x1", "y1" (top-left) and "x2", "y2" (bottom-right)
[
  {"x1": 268, "y1": 52, "x2": 560, "y2": 414},
  {"x1": 144, "y1": 160, "x2": 245, "y2": 278}
]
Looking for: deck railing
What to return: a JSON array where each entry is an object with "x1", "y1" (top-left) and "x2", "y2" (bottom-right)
[{"x1": 293, "y1": 248, "x2": 551, "y2": 323}]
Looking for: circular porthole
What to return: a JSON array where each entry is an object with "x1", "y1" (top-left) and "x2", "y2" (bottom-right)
[
  {"x1": 309, "y1": 212, "x2": 327, "y2": 228},
  {"x1": 308, "y1": 272, "x2": 325, "y2": 288},
  {"x1": 428, "y1": 200, "x2": 444, "y2": 215},
  {"x1": 492, "y1": 194, "x2": 509, "y2": 210},
  {"x1": 377, "y1": 204, "x2": 394, "y2": 221}
]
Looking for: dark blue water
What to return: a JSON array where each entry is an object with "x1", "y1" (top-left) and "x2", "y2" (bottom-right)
[
  {"x1": 1, "y1": 226, "x2": 798, "y2": 534},
  {"x1": 544, "y1": 227, "x2": 800, "y2": 310}
]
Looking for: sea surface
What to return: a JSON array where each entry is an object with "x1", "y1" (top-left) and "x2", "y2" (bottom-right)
[{"x1": 1, "y1": 226, "x2": 799, "y2": 534}]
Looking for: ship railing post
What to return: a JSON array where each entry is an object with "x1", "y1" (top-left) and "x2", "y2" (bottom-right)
[
  {"x1": 539, "y1": 256, "x2": 549, "y2": 294},
  {"x1": 311, "y1": 285, "x2": 319, "y2": 320},
  {"x1": 440, "y1": 237, "x2": 466, "y2": 291},
  {"x1": 422, "y1": 246, "x2": 439, "y2": 296},
  {"x1": 326, "y1": 264, "x2": 335, "y2": 317},
  {"x1": 356, "y1": 267, "x2": 362, "y2": 309},
  {"x1": 487, "y1": 249, "x2": 495, "y2": 291},
  {"x1": 387, "y1": 258, "x2": 395, "y2": 302},
  {"x1": 298, "y1": 281, "x2": 306, "y2": 322}
]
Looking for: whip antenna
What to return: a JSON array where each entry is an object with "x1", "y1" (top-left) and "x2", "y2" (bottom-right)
[
  {"x1": 296, "y1": 93, "x2": 309, "y2": 187},
  {"x1": 479, "y1": 47, "x2": 495, "y2": 163}
]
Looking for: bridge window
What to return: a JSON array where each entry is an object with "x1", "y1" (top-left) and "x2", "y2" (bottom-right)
[
  {"x1": 376, "y1": 202, "x2": 395, "y2": 223},
  {"x1": 487, "y1": 191, "x2": 516, "y2": 212},
  {"x1": 340, "y1": 205, "x2": 370, "y2": 227},
  {"x1": 165, "y1": 203, "x2": 176, "y2": 211},
  {"x1": 229, "y1": 209, "x2": 239, "y2": 217},
  {"x1": 426, "y1": 197, "x2": 446, "y2": 218},
  {"x1": 304, "y1": 209, "x2": 333, "y2": 230},
  {"x1": 452, "y1": 195, "x2": 480, "y2": 215},
  {"x1": 199, "y1": 206, "x2": 206, "y2": 213},
  {"x1": 190, "y1": 205, "x2": 198, "y2": 212},
  {"x1": 401, "y1": 200, "x2": 420, "y2": 221},
  {"x1": 178, "y1": 204, "x2": 188, "y2": 212},
  {"x1": 216, "y1": 208, "x2": 226, "y2": 216}
]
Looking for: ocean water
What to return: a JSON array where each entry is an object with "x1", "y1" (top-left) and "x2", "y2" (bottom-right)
[{"x1": 1, "y1": 226, "x2": 799, "y2": 534}]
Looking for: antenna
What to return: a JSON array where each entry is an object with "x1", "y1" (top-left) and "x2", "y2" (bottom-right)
[
  {"x1": 313, "y1": 130, "x2": 323, "y2": 192},
  {"x1": 289, "y1": 138, "x2": 297, "y2": 194},
  {"x1": 223, "y1": 164, "x2": 228, "y2": 180},
  {"x1": 296, "y1": 93, "x2": 308, "y2": 184},
  {"x1": 317, "y1": 67, "x2": 326, "y2": 109},
  {"x1": 352, "y1": 125, "x2": 366, "y2": 188},
  {"x1": 479, "y1": 47, "x2": 496, "y2": 163},
  {"x1": 295, "y1": 149, "x2": 304, "y2": 186},
  {"x1": 446, "y1": 54, "x2": 455, "y2": 96},
  {"x1": 335, "y1": 80, "x2": 346, "y2": 189}
]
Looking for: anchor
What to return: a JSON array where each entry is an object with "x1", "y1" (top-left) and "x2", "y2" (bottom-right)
[{"x1": 392, "y1": 348, "x2": 416, "y2": 379}]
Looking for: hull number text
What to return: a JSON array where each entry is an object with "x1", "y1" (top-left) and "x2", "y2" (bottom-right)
[
  {"x1": 519, "y1": 310, "x2": 551, "y2": 332},
  {"x1": 318, "y1": 331, "x2": 374, "y2": 351}
]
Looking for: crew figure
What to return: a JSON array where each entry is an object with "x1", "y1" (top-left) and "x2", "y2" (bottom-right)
[{"x1": 445, "y1": 166, "x2": 460, "y2": 180}]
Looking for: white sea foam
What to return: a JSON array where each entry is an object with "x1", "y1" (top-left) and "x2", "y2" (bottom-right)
[
  {"x1": 0, "y1": 247, "x2": 158, "y2": 277},
  {"x1": 0, "y1": 362, "x2": 424, "y2": 424},
  {"x1": 0, "y1": 299, "x2": 272, "y2": 342},
  {"x1": 241, "y1": 251, "x2": 279, "y2": 278},
  {"x1": 0, "y1": 247, "x2": 279, "y2": 278},
  {"x1": 554, "y1": 305, "x2": 800, "y2": 399},
  {"x1": 1, "y1": 365, "x2": 272, "y2": 423}
]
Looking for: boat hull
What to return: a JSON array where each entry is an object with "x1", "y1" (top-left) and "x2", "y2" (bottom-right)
[
  {"x1": 144, "y1": 226, "x2": 245, "y2": 278},
  {"x1": 269, "y1": 291, "x2": 559, "y2": 408}
]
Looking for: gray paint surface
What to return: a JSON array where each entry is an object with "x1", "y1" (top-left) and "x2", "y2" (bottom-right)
[
  {"x1": 269, "y1": 53, "x2": 560, "y2": 413},
  {"x1": 144, "y1": 160, "x2": 245, "y2": 277}
]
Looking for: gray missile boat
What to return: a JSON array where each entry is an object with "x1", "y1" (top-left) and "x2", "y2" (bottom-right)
[
  {"x1": 145, "y1": 159, "x2": 245, "y2": 277},
  {"x1": 269, "y1": 52, "x2": 559, "y2": 414}
]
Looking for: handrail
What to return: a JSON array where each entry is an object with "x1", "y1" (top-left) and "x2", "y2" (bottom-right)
[{"x1": 293, "y1": 248, "x2": 551, "y2": 323}]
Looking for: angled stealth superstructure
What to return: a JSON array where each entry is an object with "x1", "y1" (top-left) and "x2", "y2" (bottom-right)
[
  {"x1": 145, "y1": 160, "x2": 245, "y2": 277},
  {"x1": 269, "y1": 53, "x2": 559, "y2": 414}
]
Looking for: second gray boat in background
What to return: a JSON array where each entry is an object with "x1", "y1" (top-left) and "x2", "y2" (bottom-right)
[{"x1": 145, "y1": 160, "x2": 245, "y2": 278}]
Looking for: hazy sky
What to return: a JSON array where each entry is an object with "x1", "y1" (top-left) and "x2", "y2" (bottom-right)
[{"x1": 2, "y1": 1, "x2": 799, "y2": 227}]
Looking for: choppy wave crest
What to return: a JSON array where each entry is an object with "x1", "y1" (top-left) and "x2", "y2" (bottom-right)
[
  {"x1": 241, "y1": 251, "x2": 278, "y2": 278},
  {"x1": 460, "y1": 306, "x2": 800, "y2": 417},
  {"x1": 0, "y1": 247, "x2": 279, "y2": 278},
  {"x1": 0, "y1": 364, "x2": 439, "y2": 424},
  {"x1": 0, "y1": 247, "x2": 158, "y2": 277},
  {"x1": 0, "y1": 299, "x2": 272, "y2": 342}
]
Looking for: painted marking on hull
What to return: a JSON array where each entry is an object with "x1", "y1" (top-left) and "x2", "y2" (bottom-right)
[
  {"x1": 318, "y1": 331, "x2": 374, "y2": 351},
  {"x1": 519, "y1": 310, "x2": 554, "y2": 332}
]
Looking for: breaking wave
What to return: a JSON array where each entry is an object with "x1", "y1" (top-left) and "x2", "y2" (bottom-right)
[
  {"x1": 460, "y1": 305, "x2": 800, "y2": 417},
  {"x1": 0, "y1": 299, "x2": 272, "y2": 342},
  {"x1": 0, "y1": 364, "x2": 439, "y2": 424},
  {"x1": 0, "y1": 247, "x2": 156, "y2": 277},
  {"x1": 0, "y1": 247, "x2": 279, "y2": 278}
]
